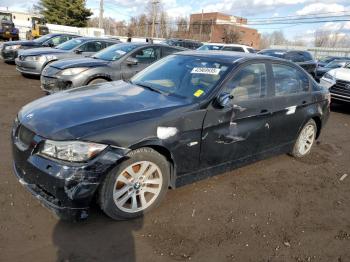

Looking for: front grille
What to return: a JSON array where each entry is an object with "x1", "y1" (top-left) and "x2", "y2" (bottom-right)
[
  {"x1": 331, "y1": 80, "x2": 350, "y2": 96},
  {"x1": 18, "y1": 125, "x2": 35, "y2": 147}
]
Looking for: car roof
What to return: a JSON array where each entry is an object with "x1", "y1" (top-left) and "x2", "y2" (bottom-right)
[
  {"x1": 176, "y1": 50, "x2": 282, "y2": 64},
  {"x1": 203, "y1": 43, "x2": 252, "y2": 48},
  {"x1": 46, "y1": 33, "x2": 80, "y2": 37},
  {"x1": 260, "y1": 49, "x2": 310, "y2": 53},
  {"x1": 167, "y1": 38, "x2": 201, "y2": 43},
  {"x1": 112, "y1": 42, "x2": 186, "y2": 49},
  {"x1": 73, "y1": 37, "x2": 120, "y2": 42}
]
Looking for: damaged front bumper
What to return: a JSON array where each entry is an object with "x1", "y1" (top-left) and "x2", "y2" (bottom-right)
[{"x1": 12, "y1": 127, "x2": 129, "y2": 221}]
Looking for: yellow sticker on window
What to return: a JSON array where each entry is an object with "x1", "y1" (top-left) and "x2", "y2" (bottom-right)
[{"x1": 194, "y1": 89, "x2": 204, "y2": 97}]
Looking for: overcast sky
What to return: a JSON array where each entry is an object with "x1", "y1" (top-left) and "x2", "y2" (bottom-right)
[{"x1": 1, "y1": 0, "x2": 350, "y2": 41}]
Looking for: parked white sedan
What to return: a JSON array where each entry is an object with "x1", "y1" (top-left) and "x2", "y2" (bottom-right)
[{"x1": 198, "y1": 43, "x2": 256, "y2": 53}]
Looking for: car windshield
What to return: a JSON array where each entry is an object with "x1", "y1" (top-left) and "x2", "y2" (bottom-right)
[
  {"x1": 0, "y1": 13, "x2": 11, "y2": 21},
  {"x1": 319, "y1": 56, "x2": 336, "y2": 63},
  {"x1": 33, "y1": 34, "x2": 58, "y2": 43},
  {"x1": 131, "y1": 55, "x2": 232, "y2": 101},
  {"x1": 93, "y1": 44, "x2": 138, "y2": 61},
  {"x1": 56, "y1": 38, "x2": 84, "y2": 50},
  {"x1": 198, "y1": 44, "x2": 224, "y2": 51},
  {"x1": 325, "y1": 60, "x2": 348, "y2": 68}
]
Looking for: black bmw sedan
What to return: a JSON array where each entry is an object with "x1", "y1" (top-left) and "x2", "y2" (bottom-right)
[
  {"x1": 1, "y1": 33, "x2": 79, "y2": 62},
  {"x1": 12, "y1": 51, "x2": 330, "y2": 221}
]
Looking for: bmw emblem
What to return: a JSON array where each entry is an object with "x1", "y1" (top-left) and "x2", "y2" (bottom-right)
[{"x1": 26, "y1": 113, "x2": 34, "y2": 119}]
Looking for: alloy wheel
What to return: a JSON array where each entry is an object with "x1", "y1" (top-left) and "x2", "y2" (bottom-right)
[
  {"x1": 113, "y1": 161, "x2": 163, "y2": 213},
  {"x1": 298, "y1": 124, "x2": 316, "y2": 155}
]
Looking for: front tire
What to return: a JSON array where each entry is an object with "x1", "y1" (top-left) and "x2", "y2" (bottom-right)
[
  {"x1": 99, "y1": 147, "x2": 170, "y2": 220},
  {"x1": 291, "y1": 119, "x2": 317, "y2": 158}
]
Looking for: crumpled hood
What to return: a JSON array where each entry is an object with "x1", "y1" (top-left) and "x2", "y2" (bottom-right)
[
  {"x1": 328, "y1": 68, "x2": 350, "y2": 81},
  {"x1": 18, "y1": 80, "x2": 187, "y2": 140},
  {"x1": 18, "y1": 47, "x2": 68, "y2": 56},
  {"x1": 49, "y1": 57, "x2": 109, "y2": 69}
]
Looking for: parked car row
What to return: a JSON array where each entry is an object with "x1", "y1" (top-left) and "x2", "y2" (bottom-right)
[
  {"x1": 1, "y1": 34, "x2": 340, "y2": 222},
  {"x1": 16, "y1": 37, "x2": 121, "y2": 76}
]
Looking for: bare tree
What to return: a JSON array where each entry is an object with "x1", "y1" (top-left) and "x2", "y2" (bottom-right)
[
  {"x1": 259, "y1": 30, "x2": 288, "y2": 49},
  {"x1": 314, "y1": 29, "x2": 330, "y2": 47}
]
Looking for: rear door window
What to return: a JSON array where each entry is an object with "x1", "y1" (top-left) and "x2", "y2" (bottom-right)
[
  {"x1": 131, "y1": 47, "x2": 161, "y2": 63},
  {"x1": 272, "y1": 63, "x2": 310, "y2": 96},
  {"x1": 80, "y1": 41, "x2": 104, "y2": 52},
  {"x1": 162, "y1": 47, "x2": 179, "y2": 57},
  {"x1": 222, "y1": 46, "x2": 245, "y2": 52}
]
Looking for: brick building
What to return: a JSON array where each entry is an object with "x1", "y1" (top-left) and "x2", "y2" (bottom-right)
[{"x1": 188, "y1": 12, "x2": 260, "y2": 49}]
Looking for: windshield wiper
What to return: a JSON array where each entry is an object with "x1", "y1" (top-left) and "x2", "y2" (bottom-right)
[{"x1": 133, "y1": 82, "x2": 164, "y2": 95}]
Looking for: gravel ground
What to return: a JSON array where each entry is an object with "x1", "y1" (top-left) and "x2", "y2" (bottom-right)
[{"x1": 0, "y1": 61, "x2": 349, "y2": 262}]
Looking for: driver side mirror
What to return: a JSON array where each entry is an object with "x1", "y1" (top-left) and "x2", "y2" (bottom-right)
[
  {"x1": 216, "y1": 93, "x2": 233, "y2": 108},
  {"x1": 43, "y1": 42, "x2": 54, "y2": 47},
  {"x1": 74, "y1": 49, "x2": 83, "y2": 54},
  {"x1": 126, "y1": 57, "x2": 138, "y2": 66}
]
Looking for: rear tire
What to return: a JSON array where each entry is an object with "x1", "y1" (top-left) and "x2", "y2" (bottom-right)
[
  {"x1": 88, "y1": 78, "x2": 108, "y2": 85},
  {"x1": 291, "y1": 119, "x2": 317, "y2": 158},
  {"x1": 99, "y1": 147, "x2": 170, "y2": 220}
]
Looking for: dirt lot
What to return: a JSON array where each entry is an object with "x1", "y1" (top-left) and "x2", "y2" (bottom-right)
[{"x1": 0, "y1": 60, "x2": 349, "y2": 262}]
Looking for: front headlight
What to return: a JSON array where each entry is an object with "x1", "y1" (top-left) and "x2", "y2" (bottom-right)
[
  {"x1": 40, "y1": 140, "x2": 107, "y2": 162},
  {"x1": 58, "y1": 67, "x2": 89, "y2": 76},
  {"x1": 24, "y1": 55, "x2": 48, "y2": 62},
  {"x1": 323, "y1": 73, "x2": 335, "y2": 81},
  {"x1": 5, "y1": 45, "x2": 21, "y2": 50}
]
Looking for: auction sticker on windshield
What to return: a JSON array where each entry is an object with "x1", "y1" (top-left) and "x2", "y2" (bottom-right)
[
  {"x1": 193, "y1": 89, "x2": 205, "y2": 97},
  {"x1": 191, "y1": 67, "x2": 221, "y2": 75}
]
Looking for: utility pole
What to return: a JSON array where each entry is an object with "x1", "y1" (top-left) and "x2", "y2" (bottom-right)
[
  {"x1": 151, "y1": 0, "x2": 160, "y2": 38},
  {"x1": 199, "y1": 9, "x2": 204, "y2": 41},
  {"x1": 99, "y1": 0, "x2": 104, "y2": 29}
]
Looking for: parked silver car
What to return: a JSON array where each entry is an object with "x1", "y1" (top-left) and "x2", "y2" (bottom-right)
[
  {"x1": 15, "y1": 37, "x2": 120, "y2": 76},
  {"x1": 40, "y1": 43, "x2": 185, "y2": 93}
]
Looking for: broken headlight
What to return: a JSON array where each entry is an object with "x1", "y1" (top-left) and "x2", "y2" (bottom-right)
[
  {"x1": 323, "y1": 73, "x2": 335, "y2": 81},
  {"x1": 58, "y1": 67, "x2": 89, "y2": 76},
  {"x1": 40, "y1": 140, "x2": 107, "y2": 162}
]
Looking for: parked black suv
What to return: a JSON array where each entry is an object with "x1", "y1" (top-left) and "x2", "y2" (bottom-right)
[
  {"x1": 162, "y1": 38, "x2": 202, "y2": 49},
  {"x1": 258, "y1": 49, "x2": 317, "y2": 78}
]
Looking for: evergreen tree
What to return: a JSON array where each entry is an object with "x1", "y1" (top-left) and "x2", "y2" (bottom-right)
[{"x1": 36, "y1": 0, "x2": 92, "y2": 27}]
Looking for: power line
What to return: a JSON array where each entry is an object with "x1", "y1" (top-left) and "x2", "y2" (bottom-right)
[
  {"x1": 248, "y1": 14, "x2": 350, "y2": 25},
  {"x1": 248, "y1": 10, "x2": 350, "y2": 21},
  {"x1": 249, "y1": 18, "x2": 350, "y2": 26}
]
